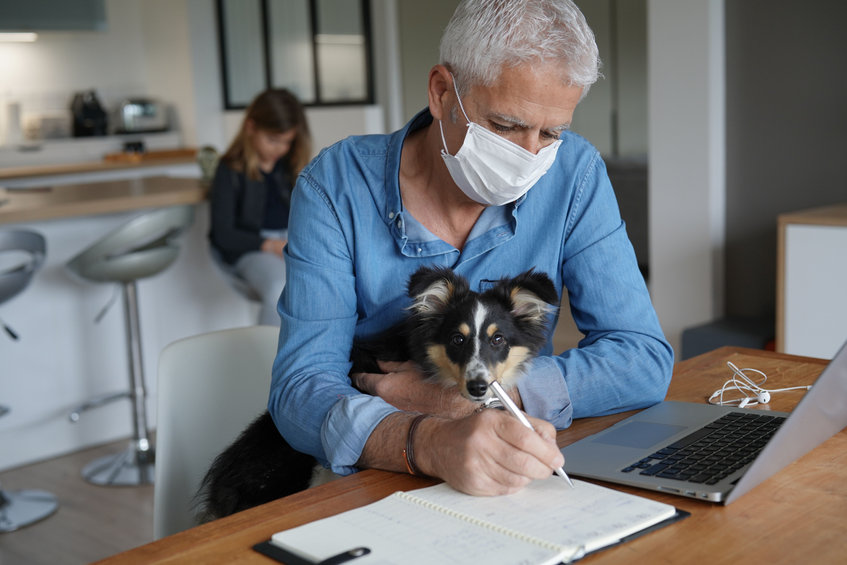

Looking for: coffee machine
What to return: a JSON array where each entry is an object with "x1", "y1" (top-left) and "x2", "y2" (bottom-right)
[{"x1": 70, "y1": 90, "x2": 108, "y2": 137}]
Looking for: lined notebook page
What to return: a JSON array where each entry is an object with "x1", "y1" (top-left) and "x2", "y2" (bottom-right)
[
  {"x1": 408, "y1": 478, "x2": 677, "y2": 554},
  {"x1": 270, "y1": 491, "x2": 570, "y2": 565},
  {"x1": 270, "y1": 478, "x2": 676, "y2": 565}
]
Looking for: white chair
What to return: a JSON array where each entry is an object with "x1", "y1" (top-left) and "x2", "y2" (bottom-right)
[{"x1": 153, "y1": 325, "x2": 279, "y2": 540}]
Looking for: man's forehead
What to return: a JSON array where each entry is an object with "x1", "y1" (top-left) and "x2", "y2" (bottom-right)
[
  {"x1": 486, "y1": 110, "x2": 571, "y2": 132},
  {"x1": 459, "y1": 65, "x2": 582, "y2": 132}
]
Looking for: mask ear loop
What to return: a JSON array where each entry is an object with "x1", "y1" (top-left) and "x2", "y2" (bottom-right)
[
  {"x1": 448, "y1": 72, "x2": 472, "y2": 124},
  {"x1": 439, "y1": 72, "x2": 472, "y2": 154},
  {"x1": 438, "y1": 121, "x2": 451, "y2": 154}
]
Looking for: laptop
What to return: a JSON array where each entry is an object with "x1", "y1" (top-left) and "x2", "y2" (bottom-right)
[{"x1": 561, "y1": 339, "x2": 847, "y2": 504}]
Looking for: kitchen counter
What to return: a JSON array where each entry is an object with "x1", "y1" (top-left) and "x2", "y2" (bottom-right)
[
  {"x1": 0, "y1": 175, "x2": 207, "y2": 225},
  {"x1": 0, "y1": 148, "x2": 197, "y2": 181}
]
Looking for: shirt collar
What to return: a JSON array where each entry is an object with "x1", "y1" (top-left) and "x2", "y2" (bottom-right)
[{"x1": 386, "y1": 108, "x2": 519, "y2": 260}]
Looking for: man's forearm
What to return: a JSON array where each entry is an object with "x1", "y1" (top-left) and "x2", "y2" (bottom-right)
[{"x1": 356, "y1": 411, "x2": 422, "y2": 474}]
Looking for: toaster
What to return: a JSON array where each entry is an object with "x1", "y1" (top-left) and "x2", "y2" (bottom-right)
[{"x1": 116, "y1": 98, "x2": 169, "y2": 133}]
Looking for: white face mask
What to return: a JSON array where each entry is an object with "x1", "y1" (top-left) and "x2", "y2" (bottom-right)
[{"x1": 439, "y1": 75, "x2": 562, "y2": 206}]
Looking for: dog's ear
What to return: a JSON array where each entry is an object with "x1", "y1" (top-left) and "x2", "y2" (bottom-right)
[
  {"x1": 407, "y1": 266, "x2": 468, "y2": 316},
  {"x1": 503, "y1": 270, "x2": 559, "y2": 322}
]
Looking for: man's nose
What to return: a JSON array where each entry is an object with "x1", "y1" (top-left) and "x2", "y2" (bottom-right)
[{"x1": 513, "y1": 132, "x2": 544, "y2": 155}]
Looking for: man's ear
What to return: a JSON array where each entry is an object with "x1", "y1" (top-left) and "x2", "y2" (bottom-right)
[{"x1": 427, "y1": 64, "x2": 453, "y2": 122}]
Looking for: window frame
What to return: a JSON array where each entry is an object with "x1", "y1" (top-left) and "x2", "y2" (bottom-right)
[{"x1": 216, "y1": 0, "x2": 375, "y2": 110}]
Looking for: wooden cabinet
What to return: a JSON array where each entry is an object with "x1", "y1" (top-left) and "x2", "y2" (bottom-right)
[{"x1": 777, "y1": 203, "x2": 847, "y2": 358}]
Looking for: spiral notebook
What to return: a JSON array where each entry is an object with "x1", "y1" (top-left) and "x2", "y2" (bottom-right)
[{"x1": 256, "y1": 478, "x2": 682, "y2": 565}]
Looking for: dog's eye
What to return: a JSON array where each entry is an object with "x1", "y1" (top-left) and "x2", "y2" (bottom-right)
[
  {"x1": 490, "y1": 334, "x2": 506, "y2": 347},
  {"x1": 450, "y1": 333, "x2": 465, "y2": 347}
]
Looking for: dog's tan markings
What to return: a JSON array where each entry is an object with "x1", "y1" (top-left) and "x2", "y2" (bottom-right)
[
  {"x1": 485, "y1": 323, "x2": 499, "y2": 338},
  {"x1": 510, "y1": 287, "x2": 556, "y2": 322},
  {"x1": 458, "y1": 323, "x2": 470, "y2": 337},
  {"x1": 411, "y1": 279, "x2": 454, "y2": 315},
  {"x1": 493, "y1": 346, "x2": 532, "y2": 387},
  {"x1": 425, "y1": 344, "x2": 464, "y2": 388}
]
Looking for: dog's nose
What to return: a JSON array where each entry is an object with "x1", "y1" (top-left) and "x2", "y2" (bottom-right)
[{"x1": 467, "y1": 379, "x2": 489, "y2": 398}]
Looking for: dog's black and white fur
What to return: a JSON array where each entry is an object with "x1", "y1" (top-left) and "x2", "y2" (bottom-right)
[{"x1": 194, "y1": 266, "x2": 558, "y2": 522}]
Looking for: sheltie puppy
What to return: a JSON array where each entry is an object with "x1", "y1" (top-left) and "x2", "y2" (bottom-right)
[{"x1": 194, "y1": 266, "x2": 558, "y2": 522}]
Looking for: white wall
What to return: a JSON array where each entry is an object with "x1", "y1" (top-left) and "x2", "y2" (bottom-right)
[
  {"x1": 139, "y1": 0, "x2": 197, "y2": 146},
  {"x1": 648, "y1": 0, "x2": 726, "y2": 354}
]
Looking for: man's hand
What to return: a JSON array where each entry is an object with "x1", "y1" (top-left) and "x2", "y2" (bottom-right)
[
  {"x1": 357, "y1": 409, "x2": 565, "y2": 497},
  {"x1": 414, "y1": 410, "x2": 565, "y2": 496},
  {"x1": 353, "y1": 362, "x2": 562, "y2": 496},
  {"x1": 352, "y1": 360, "x2": 477, "y2": 419}
]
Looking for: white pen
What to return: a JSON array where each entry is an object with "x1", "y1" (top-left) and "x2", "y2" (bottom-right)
[{"x1": 489, "y1": 381, "x2": 575, "y2": 488}]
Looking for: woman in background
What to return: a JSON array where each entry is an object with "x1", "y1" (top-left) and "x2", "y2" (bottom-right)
[{"x1": 209, "y1": 89, "x2": 312, "y2": 326}]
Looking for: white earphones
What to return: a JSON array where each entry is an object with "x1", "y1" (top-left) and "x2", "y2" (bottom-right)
[
  {"x1": 738, "y1": 391, "x2": 769, "y2": 408},
  {"x1": 709, "y1": 362, "x2": 811, "y2": 407}
]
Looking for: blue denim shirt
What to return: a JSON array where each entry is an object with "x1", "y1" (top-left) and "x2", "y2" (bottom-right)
[{"x1": 269, "y1": 109, "x2": 673, "y2": 475}]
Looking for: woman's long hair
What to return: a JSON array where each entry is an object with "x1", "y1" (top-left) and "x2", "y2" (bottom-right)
[{"x1": 222, "y1": 89, "x2": 312, "y2": 181}]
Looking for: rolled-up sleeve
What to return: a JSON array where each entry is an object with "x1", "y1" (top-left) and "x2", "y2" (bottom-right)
[
  {"x1": 533, "y1": 151, "x2": 673, "y2": 422},
  {"x1": 268, "y1": 165, "x2": 396, "y2": 475},
  {"x1": 517, "y1": 356, "x2": 573, "y2": 429}
]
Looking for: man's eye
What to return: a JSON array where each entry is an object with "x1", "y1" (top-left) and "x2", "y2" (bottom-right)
[{"x1": 492, "y1": 122, "x2": 513, "y2": 133}]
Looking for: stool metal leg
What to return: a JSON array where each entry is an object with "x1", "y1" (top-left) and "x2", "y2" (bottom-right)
[
  {"x1": 68, "y1": 391, "x2": 130, "y2": 422},
  {"x1": 0, "y1": 487, "x2": 59, "y2": 533},
  {"x1": 81, "y1": 281, "x2": 154, "y2": 486}
]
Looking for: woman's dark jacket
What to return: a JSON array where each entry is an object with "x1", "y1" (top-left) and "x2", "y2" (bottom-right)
[{"x1": 208, "y1": 159, "x2": 293, "y2": 265}]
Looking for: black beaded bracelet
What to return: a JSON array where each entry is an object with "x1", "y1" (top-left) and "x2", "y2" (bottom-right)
[{"x1": 403, "y1": 413, "x2": 429, "y2": 477}]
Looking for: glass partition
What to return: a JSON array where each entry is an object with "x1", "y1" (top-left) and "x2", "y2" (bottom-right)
[{"x1": 217, "y1": 0, "x2": 372, "y2": 109}]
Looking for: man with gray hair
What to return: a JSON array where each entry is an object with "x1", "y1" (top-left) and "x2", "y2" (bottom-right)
[{"x1": 269, "y1": 0, "x2": 673, "y2": 496}]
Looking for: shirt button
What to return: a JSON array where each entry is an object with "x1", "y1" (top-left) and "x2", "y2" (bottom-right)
[{"x1": 388, "y1": 211, "x2": 395, "y2": 219}]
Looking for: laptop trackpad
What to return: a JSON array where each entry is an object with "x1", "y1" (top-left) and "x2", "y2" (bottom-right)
[{"x1": 591, "y1": 421, "x2": 687, "y2": 449}]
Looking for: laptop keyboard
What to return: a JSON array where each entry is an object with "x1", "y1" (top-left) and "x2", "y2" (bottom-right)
[{"x1": 621, "y1": 412, "x2": 786, "y2": 485}]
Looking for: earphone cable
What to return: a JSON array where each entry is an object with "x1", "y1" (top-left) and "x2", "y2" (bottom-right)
[{"x1": 709, "y1": 362, "x2": 811, "y2": 407}]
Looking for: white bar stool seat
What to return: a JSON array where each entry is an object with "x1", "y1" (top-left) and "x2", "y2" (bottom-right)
[
  {"x1": 66, "y1": 205, "x2": 194, "y2": 486},
  {"x1": 0, "y1": 228, "x2": 59, "y2": 532}
]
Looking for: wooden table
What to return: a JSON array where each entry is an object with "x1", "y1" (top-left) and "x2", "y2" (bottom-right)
[
  {"x1": 95, "y1": 347, "x2": 847, "y2": 564},
  {"x1": 0, "y1": 175, "x2": 207, "y2": 224}
]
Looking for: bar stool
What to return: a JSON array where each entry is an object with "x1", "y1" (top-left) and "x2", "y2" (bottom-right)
[
  {"x1": 0, "y1": 228, "x2": 59, "y2": 532},
  {"x1": 66, "y1": 205, "x2": 194, "y2": 486}
]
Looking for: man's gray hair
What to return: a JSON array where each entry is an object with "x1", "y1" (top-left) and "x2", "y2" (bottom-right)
[{"x1": 439, "y1": 0, "x2": 601, "y2": 98}]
